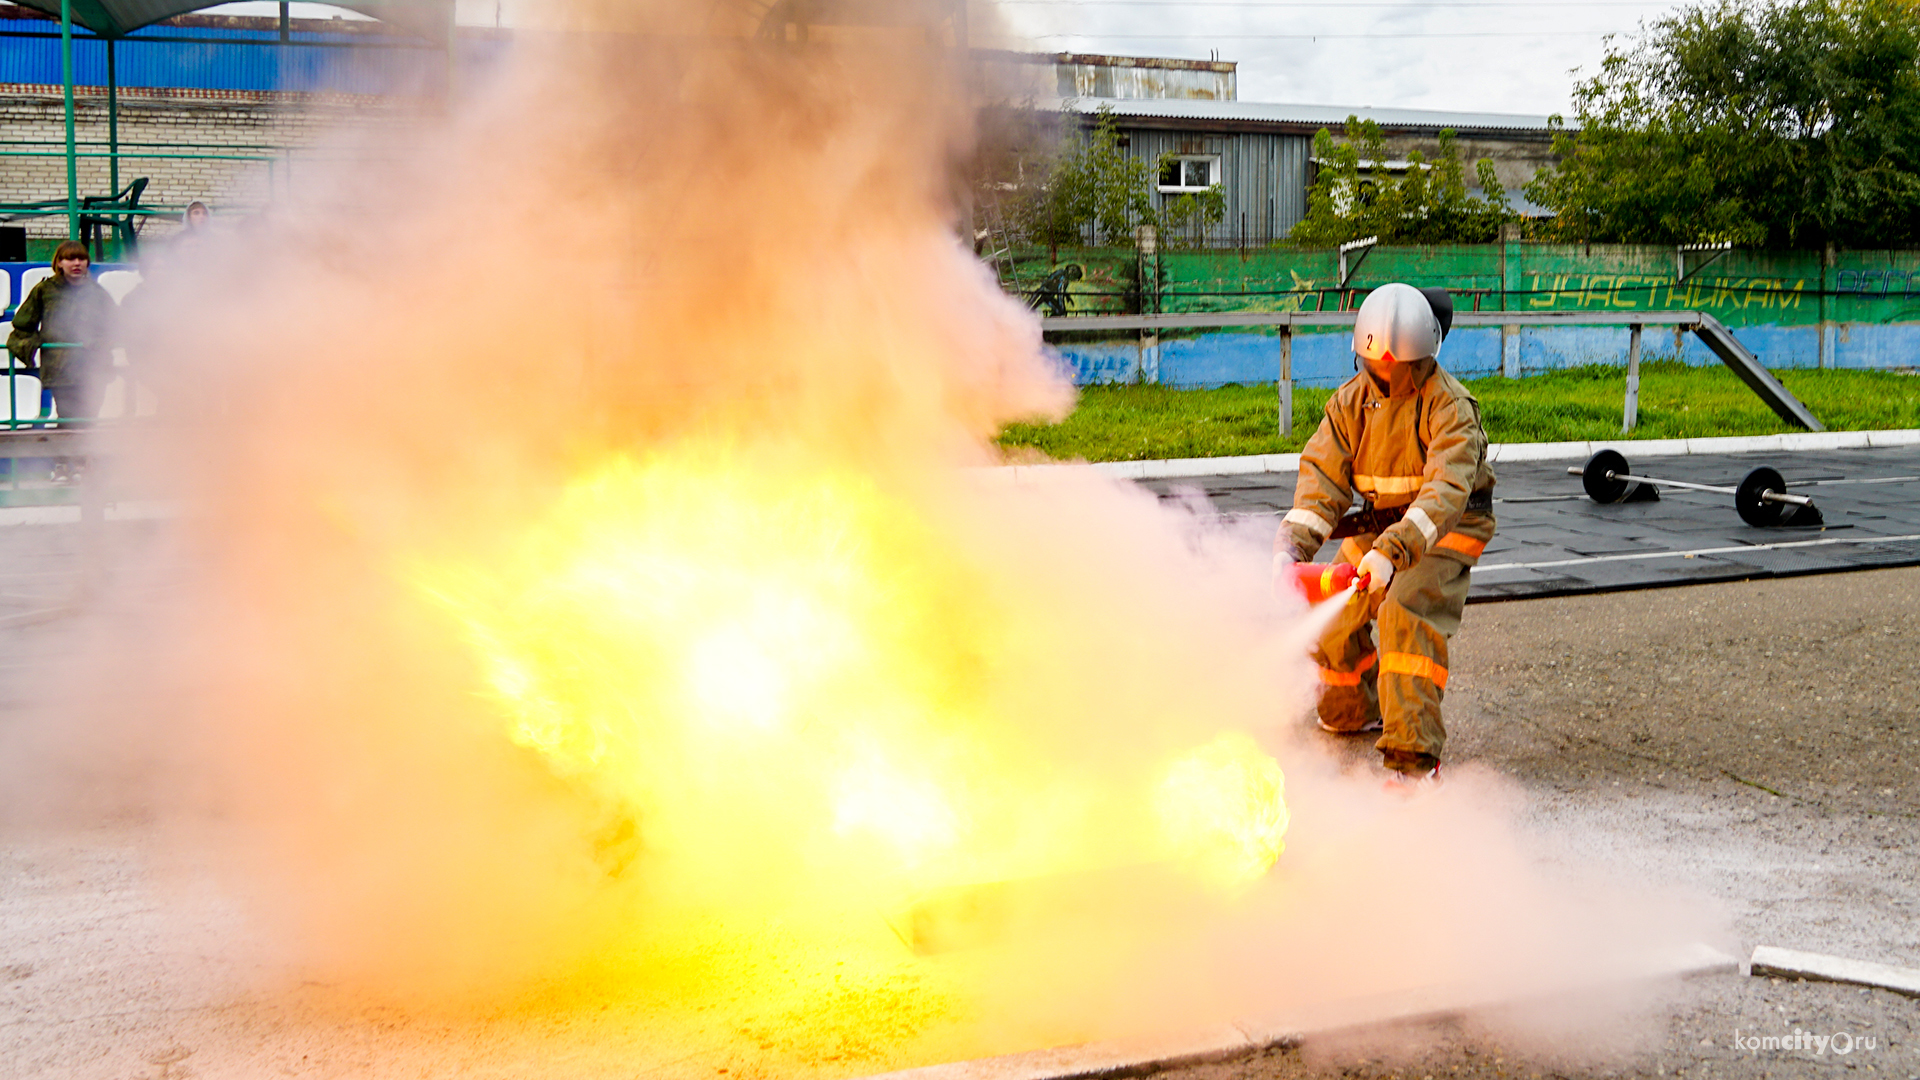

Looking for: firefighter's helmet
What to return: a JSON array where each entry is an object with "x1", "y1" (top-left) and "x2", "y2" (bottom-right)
[{"x1": 1353, "y1": 282, "x2": 1444, "y2": 365}]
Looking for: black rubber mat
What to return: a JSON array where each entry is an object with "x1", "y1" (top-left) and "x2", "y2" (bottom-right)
[{"x1": 1138, "y1": 446, "x2": 1920, "y2": 602}]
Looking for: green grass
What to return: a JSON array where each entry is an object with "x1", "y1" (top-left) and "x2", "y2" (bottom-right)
[{"x1": 994, "y1": 361, "x2": 1920, "y2": 463}]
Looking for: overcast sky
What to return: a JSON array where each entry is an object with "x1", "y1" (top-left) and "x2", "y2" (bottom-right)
[
  {"x1": 978, "y1": 0, "x2": 1696, "y2": 117},
  {"x1": 207, "y1": 0, "x2": 1699, "y2": 118}
]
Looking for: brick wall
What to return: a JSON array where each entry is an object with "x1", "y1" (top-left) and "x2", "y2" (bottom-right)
[{"x1": 0, "y1": 84, "x2": 426, "y2": 242}]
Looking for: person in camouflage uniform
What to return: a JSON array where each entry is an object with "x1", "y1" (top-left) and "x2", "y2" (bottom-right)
[
  {"x1": 1276, "y1": 283, "x2": 1495, "y2": 782},
  {"x1": 8, "y1": 239, "x2": 115, "y2": 421}
]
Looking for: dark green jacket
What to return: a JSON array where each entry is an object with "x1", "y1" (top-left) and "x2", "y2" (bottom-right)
[{"x1": 8, "y1": 273, "x2": 114, "y2": 387}]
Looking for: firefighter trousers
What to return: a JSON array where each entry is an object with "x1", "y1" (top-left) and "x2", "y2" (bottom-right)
[{"x1": 1313, "y1": 533, "x2": 1473, "y2": 775}]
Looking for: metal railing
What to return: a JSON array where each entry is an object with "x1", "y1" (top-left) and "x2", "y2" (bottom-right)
[
  {"x1": 1038, "y1": 309, "x2": 1823, "y2": 435},
  {"x1": 0, "y1": 141, "x2": 404, "y2": 230},
  {"x1": 0, "y1": 149, "x2": 280, "y2": 197},
  {"x1": 3, "y1": 342, "x2": 90, "y2": 431}
]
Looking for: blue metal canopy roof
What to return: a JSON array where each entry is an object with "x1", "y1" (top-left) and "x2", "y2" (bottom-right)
[{"x1": 4, "y1": 0, "x2": 450, "y2": 41}]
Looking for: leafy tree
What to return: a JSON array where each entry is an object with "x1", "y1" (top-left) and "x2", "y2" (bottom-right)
[
  {"x1": 1525, "y1": 0, "x2": 1920, "y2": 248},
  {"x1": 1289, "y1": 118, "x2": 1514, "y2": 246},
  {"x1": 1013, "y1": 108, "x2": 1157, "y2": 252},
  {"x1": 1156, "y1": 176, "x2": 1228, "y2": 248}
]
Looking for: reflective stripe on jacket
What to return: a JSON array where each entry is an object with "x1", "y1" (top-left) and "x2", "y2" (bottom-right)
[{"x1": 1278, "y1": 356, "x2": 1496, "y2": 572}]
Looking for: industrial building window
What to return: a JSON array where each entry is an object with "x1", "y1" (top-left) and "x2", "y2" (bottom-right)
[{"x1": 1158, "y1": 156, "x2": 1220, "y2": 192}]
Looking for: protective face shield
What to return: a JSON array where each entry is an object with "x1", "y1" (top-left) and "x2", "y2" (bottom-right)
[
  {"x1": 1419, "y1": 286, "x2": 1454, "y2": 341},
  {"x1": 1353, "y1": 282, "x2": 1444, "y2": 368}
]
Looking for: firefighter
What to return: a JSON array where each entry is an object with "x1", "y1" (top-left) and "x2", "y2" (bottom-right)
[{"x1": 1276, "y1": 283, "x2": 1495, "y2": 783}]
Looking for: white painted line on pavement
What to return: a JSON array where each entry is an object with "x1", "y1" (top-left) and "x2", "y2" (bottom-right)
[
  {"x1": 1474, "y1": 533, "x2": 1920, "y2": 574},
  {"x1": 1792, "y1": 474, "x2": 1920, "y2": 487},
  {"x1": 862, "y1": 942, "x2": 1738, "y2": 1080}
]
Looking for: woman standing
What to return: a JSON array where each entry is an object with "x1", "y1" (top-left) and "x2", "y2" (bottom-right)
[{"x1": 8, "y1": 239, "x2": 115, "y2": 422}]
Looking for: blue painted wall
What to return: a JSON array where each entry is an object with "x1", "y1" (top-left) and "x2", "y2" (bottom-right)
[
  {"x1": 0, "y1": 27, "x2": 510, "y2": 96},
  {"x1": 1049, "y1": 320, "x2": 1920, "y2": 388}
]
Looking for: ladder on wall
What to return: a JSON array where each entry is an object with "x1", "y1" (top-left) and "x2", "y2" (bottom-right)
[{"x1": 975, "y1": 191, "x2": 1020, "y2": 294}]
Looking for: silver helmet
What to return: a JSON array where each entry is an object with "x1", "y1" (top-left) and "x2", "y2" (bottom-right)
[{"x1": 1353, "y1": 282, "x2": 1443, "y2": 366}]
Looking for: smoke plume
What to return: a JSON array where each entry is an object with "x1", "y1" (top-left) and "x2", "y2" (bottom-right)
[{"x1": 0, "y1": 4, "x2": 1720, "y2": 1077}]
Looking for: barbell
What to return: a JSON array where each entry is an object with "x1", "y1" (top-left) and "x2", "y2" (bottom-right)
[{"x1": 1568, "y1": 449, "x2": 1824, "y2": 527}]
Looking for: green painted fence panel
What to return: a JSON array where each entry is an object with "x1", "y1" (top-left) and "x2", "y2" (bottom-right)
[{"x1": 1008, "y1": 243, "x2": 1920, "y2": 387}]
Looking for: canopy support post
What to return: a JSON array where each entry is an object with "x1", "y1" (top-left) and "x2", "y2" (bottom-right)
[
  {"x1": 61, "y1": 0, "x2": 77, "y2": 240},
  {"x1": 107, "y1": 37, "x2": 119, "y2": 201},
  {"x1": 443, "y1": 0, "x2": 457, "y2": 106}
]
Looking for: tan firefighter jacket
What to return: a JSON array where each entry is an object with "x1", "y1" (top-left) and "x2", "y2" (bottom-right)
[{"x1": 1279, "y1": 356, "x2": 1496, "y2": 571}]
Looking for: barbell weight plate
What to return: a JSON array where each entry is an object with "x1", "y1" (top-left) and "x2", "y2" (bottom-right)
[
  {"x1": 1736, "y1": 466, "x2": 1790, "y2": 526},
  {"x1": 1581, "y1": 449, "x2": 1632, "y2": 504}
]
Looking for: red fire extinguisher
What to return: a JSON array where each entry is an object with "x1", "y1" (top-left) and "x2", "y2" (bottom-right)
[{"x1": 1287, "y1": 562, "x2": 1372, "y2": 604}]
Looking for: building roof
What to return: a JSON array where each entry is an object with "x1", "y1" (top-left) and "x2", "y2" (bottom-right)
[
  {"x1": 3, "y1": 0, "x2": 450, "y2": 40},
  {"x1": 1469, "y1": 189, "x2": 1557, "y2": 218},
  {"x1": 1049, "y1": 53, "x2": 1237, "y2": 74},
  {"x1": 1051, "y1": 95, "x2": 1564, "y2": 137}
]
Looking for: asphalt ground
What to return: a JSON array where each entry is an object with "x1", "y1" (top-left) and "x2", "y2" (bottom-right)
[
  {"x1": 1162, "y1": 566, "x2": 1920, "y2": 1080},
  {"x1": 1, "y1": 518, "x2": 1917, "y2": 1079},
  {"x1": 1139, "y1": 445, "x2": 1920, "y2": 601}
]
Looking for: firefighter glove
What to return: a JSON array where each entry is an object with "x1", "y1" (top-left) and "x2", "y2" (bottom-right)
[{"x1": 1359, "y1": 549, "x2": 1395, "y2": 595}]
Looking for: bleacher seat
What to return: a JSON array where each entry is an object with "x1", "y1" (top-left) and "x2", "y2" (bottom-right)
[
  {"x1": 16, "y1": 265, "x2": 53, "y2": 306},
  {"x1": 99, "y1": 376, "x2": 125, "y2": 419},
  {"x1": 96, "y1": 269, "x2": 143, "y2": 305},
  {"x1": 1, "y1": 373, "x2": 42, "y2": 424},
  {"x1": 97, "y1": 271, "x2": 149, "y2": 416}
]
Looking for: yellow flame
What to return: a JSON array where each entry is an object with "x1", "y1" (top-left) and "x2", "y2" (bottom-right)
[
  {"x1": 831, "y1": 748, "x2": 960, "y2": 869},
  {"x1": 417, "y1": 445, "x2": 1288, "y2": 909},
  {"x1": 1155, "y1": 732, "x2": 1291, "y2": 888}
]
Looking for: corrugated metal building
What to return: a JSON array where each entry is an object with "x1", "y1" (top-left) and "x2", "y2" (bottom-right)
[
  {"x1": 1114, "y1": 125, "x2": 1307, "y2": 247},
  {"x1": 1050, "y1": 96, "x2": 1559, "y2": 245},
  {"x1": 977, "y1": 50, "x2": 1238, "y2": 103},
  {"x1": 1050, "y1": 53, "x2": 1235, "y2": 101}
]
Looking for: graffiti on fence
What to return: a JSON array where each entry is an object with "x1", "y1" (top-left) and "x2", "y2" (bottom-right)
[
  {"x1": 1835, "y1": 269, "x2": 1920, "y2": 295},
  {"x1": 1028, "y1": 264, "x2": 1084, "y2": 316},
  {"x1": 1524, "y1": 274, "x2": 1809, "y2": 312},
  {"x1": 1006, "y1": 248, "x2": 1920, "y2": 321},
  {"x1": 1253, "y1": 271, "x2": 1330, "y2": 313}
]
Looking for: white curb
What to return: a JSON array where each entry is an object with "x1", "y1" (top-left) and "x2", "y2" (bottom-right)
[
  {"x1": 1749, "y1": 945, "x2": 1920, "y2": 997},
  {"x1": 0, "y1": 501, "x2": 177, "y2": 527}
]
